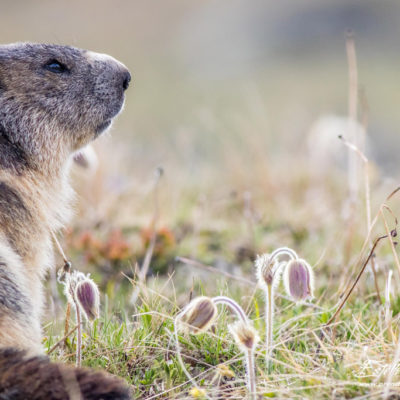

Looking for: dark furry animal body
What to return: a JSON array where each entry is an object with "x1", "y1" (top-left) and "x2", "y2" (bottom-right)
[
  {"x1": 0, "y1": 349, "x2": 130, "y2": 400},
  {"x1": 0, "y1": 43, "x2": 131, "y2": 399}
]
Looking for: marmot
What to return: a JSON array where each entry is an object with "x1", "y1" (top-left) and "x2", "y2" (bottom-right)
[{"x1": 0, "y1": 43, "x2": 131, "y2": 399}]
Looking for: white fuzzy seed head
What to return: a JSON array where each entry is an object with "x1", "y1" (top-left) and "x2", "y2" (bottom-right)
[
  {"x1": 229, "y1": 320, "x2": 260, "y2": 352},
  {"x1": 63, "y1": 270, "x2": 87, "y2": 306},
  {"x1": 255, "y1": 254, "x2": 282, "y2": 290}
]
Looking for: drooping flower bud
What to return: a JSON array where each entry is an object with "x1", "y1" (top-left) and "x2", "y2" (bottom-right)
[
  {"x1": 75, "y1": 278, "x2": 100, "y2": 320},
  {"x1": 178, "y1": 296, "x2": 217, "y2": 334},
  {"x1": 228, "y1": 320, "x2": 260, "y2": 352},
  {"x1": 283, "y1": 259, "x2": 314, "y2": 301}
]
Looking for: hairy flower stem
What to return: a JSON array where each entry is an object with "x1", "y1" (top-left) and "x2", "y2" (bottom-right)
[
  {"x1": 212, "y1": 296, "x2": 257, "y2": 399},
  {"x1": 75, "y1": 302, "x2": 82, "y2": 367},
  {"x1": 268, "y1": 247, "x2": 298, "y2": 264},
  {"x1": 265, "y1": 284, "x2": 274, "y2": 369},
  {"x1": 173, "y1": 313, "x2": 212, "y2": 400},
  {"x1": 212, "y1": 296, "x2": 247, "y2": 322},
  {"x1": 174, "y1": 296, "x2": 258, "y2": 399},
  {"x1": 245, "y1": 348, "x2": 257, "y2": 400},
  {"x1": 256, "y1": 249, "x2": 303, "y2": 374}
]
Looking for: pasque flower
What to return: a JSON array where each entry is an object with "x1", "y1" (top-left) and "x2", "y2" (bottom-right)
[
  {"x1": 75, "y1": 278, "x2": 100, "y2": 320},
  {"x1": 255, "y1": 247, "x2": 314, "y2": 368},
  {"x1": 60, "y1": 270, "x2": 100, "y2": 367},
  {"x1": 175, "y1": 295, "x2": 258, "y2": 400},
  {"x1": 178, "y1": 296, "x2": 217, "y2": 334}
]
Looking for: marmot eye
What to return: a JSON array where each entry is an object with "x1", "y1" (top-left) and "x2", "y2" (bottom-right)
[{"x1": 44, "y1": 59, "x2": 69, "y2": 74}]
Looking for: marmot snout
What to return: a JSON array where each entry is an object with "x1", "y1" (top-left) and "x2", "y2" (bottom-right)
[{"x1": 0, "y1": 43, "x2": 131, "y2": 168}]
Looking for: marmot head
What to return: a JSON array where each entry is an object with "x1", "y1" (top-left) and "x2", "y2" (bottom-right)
[{"x1": 0, "y1": 43, "x2": 130, "y2": 172}]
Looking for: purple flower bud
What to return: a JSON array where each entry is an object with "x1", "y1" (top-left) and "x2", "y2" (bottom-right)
[
  {"x1": 284, "y1": 259, "x2": 314, "y2": 301},
  {"x1": 75, "y1": 279, "x2": 100, "y2": 320},
  {"x1": 178, "y1": 296, "x2": 217, "y2": 334}
]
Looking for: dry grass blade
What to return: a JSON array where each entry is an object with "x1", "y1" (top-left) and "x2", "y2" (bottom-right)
[
  {"x1": 338, "y1": 134, "x2": 381, "y2": 304},
  {"x1": 47, "y1": 325, "x2": 79, "y2": 355},
  {"x1": 325, "y1": 234, "x2": 388, "y2": 327}
]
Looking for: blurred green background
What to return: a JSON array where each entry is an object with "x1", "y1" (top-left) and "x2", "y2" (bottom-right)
[
  {"x1": 1, "y1": 0, "x2": 399, "y2": 174},
  {"x1": 1, "y1": 1, "x2": 400, "y2": 240}
]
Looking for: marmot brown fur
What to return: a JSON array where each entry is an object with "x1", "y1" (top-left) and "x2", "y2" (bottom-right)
[{"x1": 0, "y1": 42, "x2": 131, "y2": 399}]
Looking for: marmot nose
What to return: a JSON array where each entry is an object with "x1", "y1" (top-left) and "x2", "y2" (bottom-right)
[{"x1": 122, "y1": 71, "x2": 131, "y2": 91}]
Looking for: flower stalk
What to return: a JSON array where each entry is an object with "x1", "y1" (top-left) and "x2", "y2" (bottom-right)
[
  {"x1": 265, "y1": 283, "x2": 273, "y2": 367},
  {"x1": 59, "y1": 269, "x2": 100, "y2": 367},
  {"x1": 174, "y1": 295, "x2": 258, "y2": 399},
  {"x1": 255, "y1": 247, "x2": 314, "y2": 369},
  {"x1": 75, "y1": 305, "x2": 82, "y2": 367},
  {"x1": 174, "y1": 298, "x2": 214, "y2": 400}
]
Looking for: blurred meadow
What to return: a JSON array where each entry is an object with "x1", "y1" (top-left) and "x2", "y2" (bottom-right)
[{"x1": 3, "y1": 1, "x2": 400, "y2": 398}]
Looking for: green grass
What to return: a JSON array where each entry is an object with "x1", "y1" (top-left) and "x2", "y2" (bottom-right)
[{"x1": 43, "y1": 183, "x2": 400, "y2": 399}]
